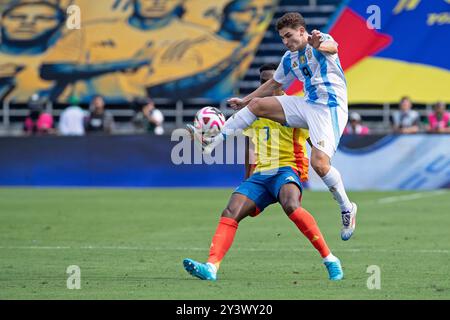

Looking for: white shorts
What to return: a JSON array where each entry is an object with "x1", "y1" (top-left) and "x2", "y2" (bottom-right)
[{"x1": 275, "y1": 95, "x2": 348, "y2": 158}]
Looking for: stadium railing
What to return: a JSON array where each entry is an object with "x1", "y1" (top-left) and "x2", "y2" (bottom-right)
[{"x1": 0, "y1": 98, "x2": 437, "y2": 136}]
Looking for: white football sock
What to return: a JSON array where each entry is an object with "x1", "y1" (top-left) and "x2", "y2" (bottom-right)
[
  {"x1": 206, "y1": 262, "x2": 217, "y2": 273},
  {"x1": 223, "y1": 107, "x2": 257, "y2": 132},
  {"x1": 321, "y1": 166, "x2": 353, "y2": 212},
  {"x1": 206, "y1": 107, "x2": 257, "y2": 149},
  {"x1": 323, "y1": 253, "x2": 338, "y2": 263}
]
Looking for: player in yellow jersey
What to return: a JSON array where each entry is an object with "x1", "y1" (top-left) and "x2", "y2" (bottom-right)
[{"x1": 183, "y1": 63, "x2": 344, "y2": 281}]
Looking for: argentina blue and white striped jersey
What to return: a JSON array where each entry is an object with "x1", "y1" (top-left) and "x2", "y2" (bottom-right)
[{"x1": 273, "y1": 33, "x2": 347, "y2": 108}]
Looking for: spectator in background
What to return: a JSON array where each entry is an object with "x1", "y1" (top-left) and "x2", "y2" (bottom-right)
[
  {"x1": 343, "y1": 112, "x2": 370, "y2": 135},
  {"x1": 425, "y1": 101, "x2": 450, "y2": 133},
  {"x1": 23, "y1": 94, "x2": 54, "y2": 135},
  {"x1": 132, "y1": 97, "x2": 165, "y2": 135},
  {"x1": 391, "y1": 96, "x2": 420, "y2": 134},
  {"x1": 58, "y1": 95, "x2": 87, "y2": 136},
  {"x1": 84, "y1": 95, "x2": 115, "y2": 134}
]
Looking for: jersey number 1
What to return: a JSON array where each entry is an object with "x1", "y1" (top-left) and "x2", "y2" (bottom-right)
[{"x1": 263, "y1": 126, "x2": 270, "y2": 141}]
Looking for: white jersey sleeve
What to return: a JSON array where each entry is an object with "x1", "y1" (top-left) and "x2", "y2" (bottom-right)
[
  {"x1": 273, "y1": 52, "x2": 296, "y2": 87},
  {"x1": 321, "y1": 33, "x2": 338, "y2": 47}
]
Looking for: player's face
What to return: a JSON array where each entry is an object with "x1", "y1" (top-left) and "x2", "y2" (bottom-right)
[
  {"x1": 2, "y1": 4, "x2": 61, "y2": 41},
  {"x1": 226, "y1": 0, "x2": 275, "y2": 34},
  {"x1": 279, "y1": 26, "x2": 305, "y2": 51},
  {"x1": 135, "y1": 0, "x2": 183, "y2": 19},
  {"x1": 260, "y1": 70, "x2": 274, "y2": 85}
]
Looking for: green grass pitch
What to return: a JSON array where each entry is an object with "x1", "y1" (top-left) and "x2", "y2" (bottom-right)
[{"x1": 0, "y1": 188, "x2": 449, "y2": 299}]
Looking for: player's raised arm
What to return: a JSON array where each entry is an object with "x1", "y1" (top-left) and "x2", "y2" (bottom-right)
[
  {"x1": 228, "y1": 78, "x2": 282, "y2": 110},
  {"x1": 308, "y1": 30, "x2": 338, "y2": 54}
]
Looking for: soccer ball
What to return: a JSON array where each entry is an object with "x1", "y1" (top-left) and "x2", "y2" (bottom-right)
[{"x1": 194, "y1": 106, "x2": 226, "y2": 137}]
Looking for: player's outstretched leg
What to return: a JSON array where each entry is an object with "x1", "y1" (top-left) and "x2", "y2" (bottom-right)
[
  {"x1": 311, "y1": 148, "x2": 357, "y2": 241},
  {"x1": 279, "y1": 183, "x2": 344, "y2": 280},
  {"x1": 201, "y1": 97, "x2": 286, "y2": 155},
  {"x1": 288, "y1": 207, "x2": 344, "y2": 280},
  {"x1": 183, "y1": 194, "x2": 256, "y2": 281}
]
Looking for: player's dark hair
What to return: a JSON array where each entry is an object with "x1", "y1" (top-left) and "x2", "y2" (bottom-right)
[
  {"x1": 276, "y1": 12, "x2": 306, "y2": 31},
  {"x1": 259, "y1": 63, "x2": 278, "y2": 74}
]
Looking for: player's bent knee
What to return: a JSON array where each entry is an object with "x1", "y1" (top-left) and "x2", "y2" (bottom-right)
[
  {"x1": 249, "y1": 98, "x2": 276, "y2": 118},
  {"x1": 221, "y1": 207, "x2": 234, "y2": 218},
  {"x1": 280, "y1": 198, "x2": 300, "y2": 216},
  {"x1": 221, "y1": 207, "x2": 244, "y2": 222},
  {"x1": 248, "y1": 98, "x2": 263, "y2": 115},
  {"x1": 311, "y1": 150, "x2": 331, "y2": 176},
  {"x1": 312, "y1": 164, "x2": 327, "y2": 177},
  {"x1": 311, "y1": 158, "x2": 330, "y2": 177}
]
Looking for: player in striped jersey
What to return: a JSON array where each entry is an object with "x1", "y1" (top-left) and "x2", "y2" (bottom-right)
[
  {"x1": 197, "y1": 12, "x2": 357, "y2": 241},
  {"x1": 183, "y1": 63, "x2": 344, "y2": 282}
]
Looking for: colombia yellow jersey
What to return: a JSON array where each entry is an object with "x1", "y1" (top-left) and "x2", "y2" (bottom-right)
[{"x1": 244, "y1": 118, "x2": 309, "y2": 181}]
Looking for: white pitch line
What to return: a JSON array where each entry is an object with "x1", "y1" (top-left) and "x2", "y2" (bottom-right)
[
  {"x1": 375, "y1": 190, "x2": 449, "y2": 204},
  {"x1": 0, "y1": 246, "x2": 448, "y2": 254}
]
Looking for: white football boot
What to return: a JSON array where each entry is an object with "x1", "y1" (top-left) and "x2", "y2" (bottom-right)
[{"x1": 341, "y1": 202, "x2": 357, "y2": 241}]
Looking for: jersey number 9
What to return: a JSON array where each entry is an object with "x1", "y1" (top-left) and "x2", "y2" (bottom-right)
[{"x1": 301, "y1": 66, "x2": 312, "y2": 78}]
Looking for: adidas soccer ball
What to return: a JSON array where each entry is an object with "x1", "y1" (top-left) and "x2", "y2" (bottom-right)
[{"x1": 194, "y1": 106, "x2": 226, "y2": 137}]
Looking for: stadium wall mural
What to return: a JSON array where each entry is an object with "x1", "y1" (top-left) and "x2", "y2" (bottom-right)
[{"x1": 0, "y1": 0, "x2": 278, "y2": 103}]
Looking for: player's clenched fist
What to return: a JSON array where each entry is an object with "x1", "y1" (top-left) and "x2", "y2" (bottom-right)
[
  {"x1": 308, "y1": 29, "x2": 323, "y2": 49},
  {"x1": 227, "y1": 97, "x2": 246, "y2": 110}
]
